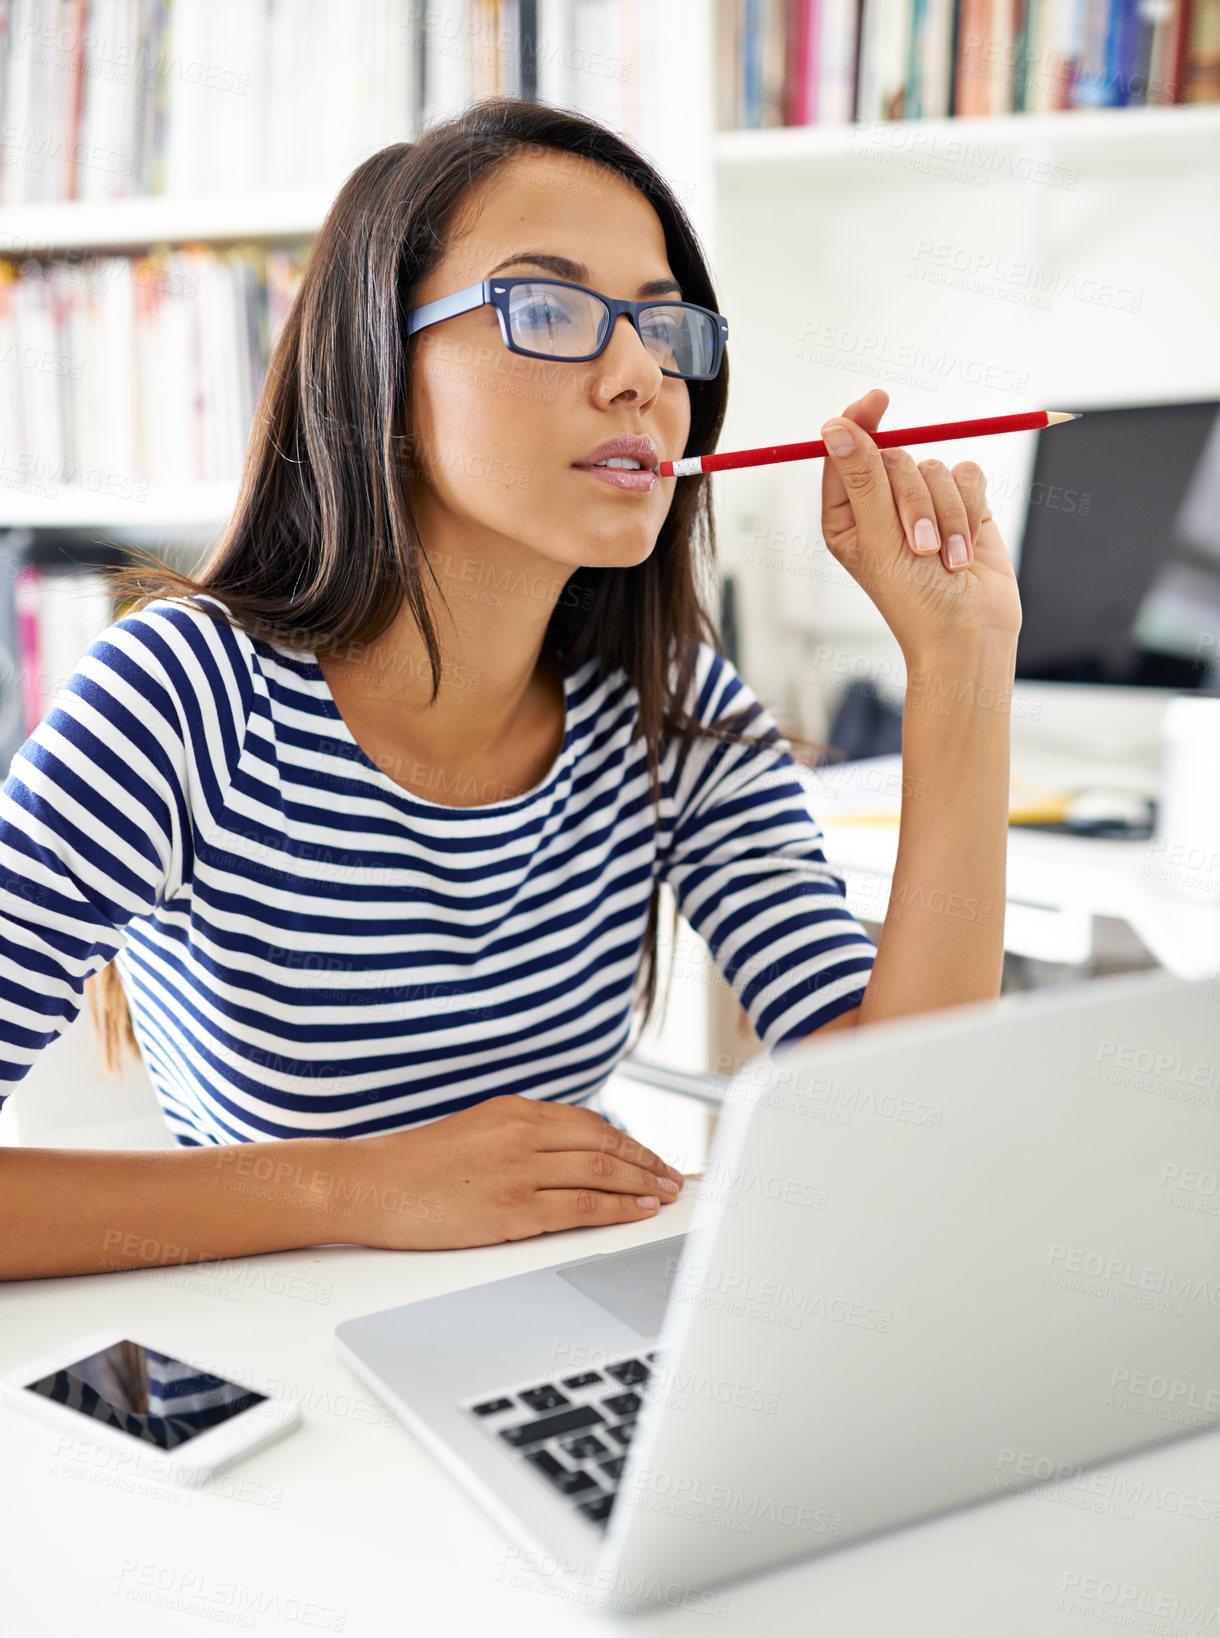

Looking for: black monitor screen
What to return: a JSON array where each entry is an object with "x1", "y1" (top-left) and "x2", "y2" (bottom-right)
[{"x1": 1014, "y1": 399, "x2": 1220, "y2": 690}]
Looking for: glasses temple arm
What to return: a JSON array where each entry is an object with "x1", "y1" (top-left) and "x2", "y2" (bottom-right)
[{"x1": 404, "y1": 280, "x2": 489, "y2": 338}]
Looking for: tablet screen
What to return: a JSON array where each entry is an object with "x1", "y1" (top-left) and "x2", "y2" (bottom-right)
[{"x1": 22, "y1": 1339, "x2": 267, "y2": 1451}]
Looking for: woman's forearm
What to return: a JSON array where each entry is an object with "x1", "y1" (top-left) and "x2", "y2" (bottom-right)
[
  {"x1": 0, "y1": 1136, "x2": 363, "y2": 1281},
  {"x1": 855, "y1": 636, "x2": 1018, "y2": 1024}
]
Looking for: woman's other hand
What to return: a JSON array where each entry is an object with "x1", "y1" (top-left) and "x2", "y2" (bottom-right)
[{"x1": 343, "y1": 1095, "x2": 685, "y2": 1251}]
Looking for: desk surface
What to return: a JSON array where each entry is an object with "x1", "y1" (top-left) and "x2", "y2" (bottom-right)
[
  {"x1": 820, "y1": 818, "x2": 1220, "y2": 977},
  {"x1": 4, "y1": 1187, "x2": 1220, "y2": 1634},
  {"x1": 809, "y1": 741, "x2": 1220, "y2": 976}
]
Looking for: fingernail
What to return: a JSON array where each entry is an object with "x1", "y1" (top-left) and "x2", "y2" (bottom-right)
[
  {"x1": 946, "y1": 533, "x2": 968, "y2": 568},
  {"x1": 913, "y1": 518, "x2": 939, "y2": 554},
  {"x1": 658, "y1": 1176, "x2": 680, "y2": 1193},
  {"x1": 821, "y1": 422, "x2": 854, "y2": 457},
  {"x1": 636, "y1": 1196, "x2": 659, "y2": 1209}
]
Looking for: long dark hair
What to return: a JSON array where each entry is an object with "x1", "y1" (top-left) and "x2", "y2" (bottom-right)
[{"x1": 84, "y1": 95, "x2": 829, "y2": 1081}]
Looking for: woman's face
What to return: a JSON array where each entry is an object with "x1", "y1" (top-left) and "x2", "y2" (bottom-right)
[{"x1": 405, "y1": 148, "x2": 693, "y2": 578}]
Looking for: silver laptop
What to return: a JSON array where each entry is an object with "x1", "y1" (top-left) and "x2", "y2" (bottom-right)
[{"x1": 334, "y1": 969, "x2": 1220, "y2": 1615}]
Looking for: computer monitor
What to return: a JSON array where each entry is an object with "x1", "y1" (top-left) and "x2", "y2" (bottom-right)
[{"x1": 1014, "y1": 398, "x2": 1220, "y2": 694}]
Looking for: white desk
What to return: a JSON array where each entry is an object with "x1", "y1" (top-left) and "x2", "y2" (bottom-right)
[
  {"x1": 4, "y1": 1181, "x2": 1220, "y2": 1634},
  {"x1": 809, "y1": 740, "x2": 1220, "y2": 978},
  {"x1": 821, "y1": 819, "x2": 1220, "y2": 978}
]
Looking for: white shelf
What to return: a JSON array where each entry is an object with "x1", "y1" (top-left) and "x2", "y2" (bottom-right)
[
  {"x1": 0, "y1": 187, "x2": 337, "y2": 255},
  {"x1": 3, "y1": 106, "x2": 1214, "y2": 260},
  {"x1": 0, "y1": 479, "x2": 237, "y2": 530},
  {"x1": 715, "y1": 101, "x2": 1220, "y2": 164}
]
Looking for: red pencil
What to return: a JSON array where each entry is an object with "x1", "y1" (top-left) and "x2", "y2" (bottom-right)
[{"x1": 660, "y1": 410, "x2": 1081, "y2": 477}]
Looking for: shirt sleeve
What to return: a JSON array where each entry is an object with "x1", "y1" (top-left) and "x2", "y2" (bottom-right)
[
  {"x1": 0, "y1": 596, "x2": 252, "y2": 1105},
  {"x1": 660, "y1": 645, "x2": 878, "y2": 1050}
]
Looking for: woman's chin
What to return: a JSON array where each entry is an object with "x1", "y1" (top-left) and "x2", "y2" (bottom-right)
[{"x1": 572, "y1": 537, "x2": 658, "y2": 571}]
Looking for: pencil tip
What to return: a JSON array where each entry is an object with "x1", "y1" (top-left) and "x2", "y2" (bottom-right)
[{"x1": 1045, "y1": 410, "x2": 1083, "y2": 425}]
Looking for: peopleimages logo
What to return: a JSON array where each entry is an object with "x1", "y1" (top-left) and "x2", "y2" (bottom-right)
[
  {"x1": 647, "y1": 1368, "x2": 780, "y2": 1417},
  {"x1": 688, "y1": 1159, "x2": 827, "y2": 1211},
  {"x1": 1157, "y1": 1161, "x2": 1220, "y2": 1220},
  {"x1": 1095, "y1": 1039, "x2": 1220, "y2": 1091},
  {"x1": 1058, "y1": 1571, "x2": 1220, "y2": 1626},
  {"x1": 1044, "y1": 1244, "x2": 1220, "y2": 1310},
  {"x1": 1109, "y1": 1365, "x2": 1220, "y2": 1417},
  {"x1": 993, "y1": 1445, "x2": 1220, "y2": 1523},
  {"x1": 626, "y1": 1468, "x2": 842, "y2": 1537},
  {"x1": 722, "y1": 1059, "x2": 943, "y2": 1130},
  {"x1": 665, "y1": 1258, "x2": 893, "y2": 1333}
]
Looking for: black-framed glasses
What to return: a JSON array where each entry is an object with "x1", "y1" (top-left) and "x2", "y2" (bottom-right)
[{"x1": 403, "y1": 276, "x2": 728, "y2": 381}]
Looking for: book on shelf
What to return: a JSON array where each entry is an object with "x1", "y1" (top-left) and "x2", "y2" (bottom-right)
[
  {"x1": 717, "y1": 0, "x2": 1220, "y2": 124},
  {"x1": 14, "y1": 560, "x2": 114, "y2": 737},
  {"x1": 0, "y1": 532, "x2": 171, "y2": 776},
  {"x1": 0, "y1": 242, "x2": 309, "y2": 498},
  {"x1": 0, "y1": 0, "x2": 631, "y2": 209},
  {"x1": 0, "y1": 0, "x2": 423, "y2": 204}
]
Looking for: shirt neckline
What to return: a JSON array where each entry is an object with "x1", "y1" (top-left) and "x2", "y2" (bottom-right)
[{"x1": 308, "y1": 648, "x2": 577, "y2": 815}]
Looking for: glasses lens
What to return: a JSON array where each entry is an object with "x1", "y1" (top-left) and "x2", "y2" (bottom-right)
[
  {"x1": 639, "y1": 304, "x2": 716, "y2": 376},
  {"x1": 506, "y1": 283, "x2": 716, "y2": 377},
  {"x1": 507, "y1": 282, "x2": 604, "y2": 358}
]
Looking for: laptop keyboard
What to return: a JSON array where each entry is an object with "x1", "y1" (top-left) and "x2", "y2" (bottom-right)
[{"x1": 464, "y1": 1348, "x2": 660, "y2": 1529}]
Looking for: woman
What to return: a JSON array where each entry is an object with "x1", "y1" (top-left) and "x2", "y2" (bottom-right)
[{"x1": 0, "y1": 99, "x2": 1019, "y2": 1280}]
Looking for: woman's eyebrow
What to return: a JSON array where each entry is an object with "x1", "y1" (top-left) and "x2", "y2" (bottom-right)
[{"x1": 486, "y1": 251, "x2": 683, "y2": 298}]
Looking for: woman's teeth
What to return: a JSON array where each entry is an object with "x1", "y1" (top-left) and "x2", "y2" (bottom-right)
[{"x1": 594, "y1": 458, "x2": 642, "y2": 469}]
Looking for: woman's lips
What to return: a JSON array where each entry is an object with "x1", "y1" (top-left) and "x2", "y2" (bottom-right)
[{"x1": 572, "y1": 464, "x2": 659, "y2": 492}]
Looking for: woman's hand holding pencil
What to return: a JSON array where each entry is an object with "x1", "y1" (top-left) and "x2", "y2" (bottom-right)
[
  {"x1": 816, "y1": 387, "x2": 1024, "y2": 657},
  {"x1": 660, "y1": 390, "x2": 1082, "y2": 658}
]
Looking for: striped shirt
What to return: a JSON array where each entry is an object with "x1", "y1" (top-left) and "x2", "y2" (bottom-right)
[{"x1": 0, "y1": 594, "x2": 877, "y2": 1145}]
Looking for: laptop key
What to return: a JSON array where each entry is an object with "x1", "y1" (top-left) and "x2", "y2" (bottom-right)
[
  {"x1": 470, "y1": 1397, "x2": 514, "y2": 1416},
  {"x1": 602, "y1": 1390, "x2": 641, "y2": 1418},
  {"x1": 577, "y1": 1493, "x2": 614, "y2": 1524},
  {"x1": 605, "y1": 1422, "x2": 635, "y2": 1446},
  {"x1": 524, "y1": 1449, "x2": 567, "y2": 1478},
  {"x1": 553, "y1": 1468, "x2": 598, "y2": 1496},
  {"x1": 561, "y1": 1371, "x2": 603, "y2": 1390},
  {"x1": 605, "y1": 1358, "x2": 649, "y2": 1386},
  {"x1": 523, "y1": 1448, "x2": 599, "y2": 1495},
  {"x1": 560, "y1": 1433, "x2": 609, "y2": 1460},
  {"x1": 498, "y1": 1405, "x2": 604, "y2": 1447},
  {"x1": 598, "y1": 1454, "x2": 626, "y2": 1481},
  {"x1": 519, "y1": 1384, "x2": 570, "y2": 1412}
]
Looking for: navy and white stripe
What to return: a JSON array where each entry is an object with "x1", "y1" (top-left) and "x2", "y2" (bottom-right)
[{"x1": 0, "y1": 594, "x2": 877, "y2": 1145}]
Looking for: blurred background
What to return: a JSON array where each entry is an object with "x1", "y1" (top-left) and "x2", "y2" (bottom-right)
[{"x1": 1, "y1": 0, "x2": 1218, "y2": 1161}]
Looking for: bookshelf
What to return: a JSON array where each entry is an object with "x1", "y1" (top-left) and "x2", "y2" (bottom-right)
[
  {"x1": 0, "y1": 188, "x2": 339, "y2": 254},
  {"x1": 2, "y1": 0, "x2": 1217, "y2": 1084},
  {"x1": 1, "y1": 1, "x2": 1214, "y2": 538},
  {"x1": 0, "y1": 480, "x2": 240, "y2": 530},
  {"x1": 715, "y1": 96, "x2": 1220, "y2": 159}
]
